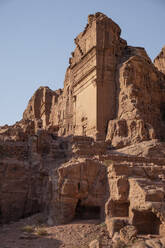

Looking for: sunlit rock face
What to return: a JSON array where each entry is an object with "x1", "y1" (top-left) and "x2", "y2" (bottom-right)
[
  {"x1": 1, "y1": 13, "x2": 165, "y2": 244},
  {"x1": 154, "y1": 46, "x2": 165, "y2": 75},
  {"x1": 1, "y1": 13, "x2": 165, "y2": 148},
  {"x1": 17, "y1": 13, "x2": 165, "y2": 148}
]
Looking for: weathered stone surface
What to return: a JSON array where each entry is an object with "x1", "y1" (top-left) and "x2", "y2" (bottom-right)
[
  {"x1": 131, "y1": 238, "x2": 165, "y2": 248},
  {"x1": 89, "y1": 239, "x2": 100, "y2": 248},
  {"x1": 23, "y1": 86, "x2": 62, "y2": 131},
  {"x1": 104, "y1": 156, "x2": 165, "y2": 238},
  {"x1": 0, "y1": 158, "x2": 47, "y2": 223},
  {"x1": 0, "y1": 132, "x2": 72, "y2": 223},
  {"x1": 120, "y1": 225, "x2": 137, "y2": 243},
  {"x1": 106, "y1": 217, "x2": 128, "y2": 237},
  {"x1": 106, "y1": 51, "x2": 165, "y2": 148},
  {"x1": 49, "y1": 157, "x2": 107, "y2": 224},
  {"x1": 0, "y1": 12, "x2": 165, "y2": 248},
  {"x1": 131, "y1": 242, "x2": 148, "y2": 248},
  {"x1": 110, "y1": 139, "x2": 165, "y2": 158},
  {"x1": 154, "y1": 46, "x2": 165, "y2": 74},
  {"x1": 7, "y1": 15, "x2": 164, "y2": 150},
  {"x1": 2, "y1": 13, "x2": 165, "y2": 148},
  {"x1": 0, "y1": 120, "x2": 35, "y2": 141}
]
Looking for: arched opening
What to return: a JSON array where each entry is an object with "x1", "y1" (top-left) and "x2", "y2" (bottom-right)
[
  {"x1": 132, "y1": 210, "x2": 161, "y2": 235},
  {"x1": 75, "y1": 200, "x2": 101, "y2": 220}
]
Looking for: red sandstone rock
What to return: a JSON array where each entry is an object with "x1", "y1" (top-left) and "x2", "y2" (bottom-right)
[
  {"x1": 2, "y1": 14, "x2": 165, "y2": 148},
  {"x1": 0, "y1": 13, "x2": 165, "y2": 247},
  {"x1": 119, "y1": 225, "x2": 137, "y2": 243},
  {"x1": 154, "y1": 46, "x2": 165, "y2": 75}
]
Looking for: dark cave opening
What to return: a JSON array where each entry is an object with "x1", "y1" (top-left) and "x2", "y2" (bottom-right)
[
  {"x1": 132, "y1": 210, "x2": 161, "y2": 235},
  {"x1": 161, "y1": 104, "x2": 165, "y2": 122},
  {"x1": 0, "y1": 207, "x2": 2, "y2": 224},
  {"x1": 110, "y1": 201, "x2": 130, "y2": 217},
  {"x1": 75, "y1": 200, "x2": 101, "y2": 220}
]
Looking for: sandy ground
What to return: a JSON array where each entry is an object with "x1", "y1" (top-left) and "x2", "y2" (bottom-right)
[{"x1": 0, "y1": 214, "x2": 112, "y2": 248}]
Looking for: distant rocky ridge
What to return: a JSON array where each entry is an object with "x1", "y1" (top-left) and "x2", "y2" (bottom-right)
[
  {"x1": 0, "y1": 12, "x2": 165, "y2": 248},
  {"x1": 154, "y1": 46, "x2": 165, "y2": 74}
]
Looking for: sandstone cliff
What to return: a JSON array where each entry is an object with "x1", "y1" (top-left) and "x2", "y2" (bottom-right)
[
  {"x1": 154, "y1": 46, "x2": 165, "y2": 75},
  {"x1": 1, "y1": 12, "x2": 165, "y2": 248},
  {"x1": 1, "y1": 13, "x2": 165, "y2": 149},
  {"x1": 106, "y1": 47, "x2": 165, "y2": 148}
]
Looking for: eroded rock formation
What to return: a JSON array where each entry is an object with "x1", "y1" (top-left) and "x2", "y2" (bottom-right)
[
  {"x1": 2, "y1": 13, "x2": 165, "y2": 148},
  {"x1": 106, "y1": 49, "x2": 165, "y2": 148},
  {"x1": 0, "y1": 12, "x2": 165, "y2": 247},
  {"x1": 154, "y1": 46, "x2": 165, "y2": 75},
  {"x1": 104, "y1": 156, "x2": 165, "y2": 237}
]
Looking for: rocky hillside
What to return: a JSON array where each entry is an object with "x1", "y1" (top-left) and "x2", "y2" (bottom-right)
[{"x1": 0, "y1": 12, "x2": 165, "y2": 248}]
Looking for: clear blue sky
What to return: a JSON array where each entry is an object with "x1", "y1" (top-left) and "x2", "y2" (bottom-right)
[{"x1": 0, "y1": 0, "x2": 164, "y2": 125}]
